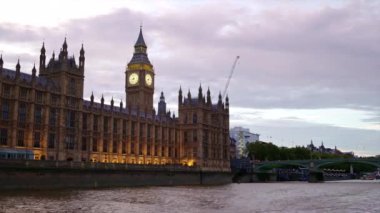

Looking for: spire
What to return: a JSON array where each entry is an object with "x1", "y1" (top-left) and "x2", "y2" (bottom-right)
[
  {"x1": 187, "y1": 89, "x2": 191, "y2": 100},
  {"x1": 41, "y1": 42, "x2": 46, "y2": 54},
  {"x1": 198, "y1": 83, "x2": 203, "y2": 101},
  {"x1": 135, "y1": 26, "x2": 147, "y2": 48},
  {"x1": 16, "y1": 59, "x2": 21, "y2": 74},
  {"x1": 39, "y1": 42, "x2": 46, "y2": 73},
  {"x1": 178, "y1": 86, "x2": 183, "y2": 104},
  {"x1": 218, "y1": 91, "x2": 222, "y2": 106},
  {"x1": 111, "y1": 97, "x2": 114, "y2": 110},
  {"x1": 207, "y1": 87, "x2": 211, "y2": 104},
  {"x1": 79, "y1": 43, "x2": 85, "y2": 70},
  {"x1": 80, "y1": 43, "x2": 85, "y2": 55},
  {"x1": 63, "y1": 37, "x2": 68, "y2": 50}
]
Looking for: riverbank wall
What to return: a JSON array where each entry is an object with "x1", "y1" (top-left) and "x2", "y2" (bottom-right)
[{"x1": 0, "y1": 160, "x2": 231, "y2": 189}]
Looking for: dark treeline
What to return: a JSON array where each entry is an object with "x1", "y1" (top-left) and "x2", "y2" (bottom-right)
[{"x1": 246, "y1": 141, "x2": 353, "y2": 161}]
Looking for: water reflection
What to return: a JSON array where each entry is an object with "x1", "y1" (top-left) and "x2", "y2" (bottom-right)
[{"x1": 0, "y1": 182, "x2": 379, "y2": 213}]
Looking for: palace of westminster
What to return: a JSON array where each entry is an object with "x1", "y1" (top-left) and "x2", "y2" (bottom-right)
[{"x1": 0, "y1": 28, "x2": 230, "y2": 171}]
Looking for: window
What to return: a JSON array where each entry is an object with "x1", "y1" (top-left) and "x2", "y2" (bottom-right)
[
  {"x1": 34, "y1": 132, "x2": 41, "y2": 148},
  {"x1": 112, "y1": 141, "x2": 117, "y2": 153},
  {"x1": 103, "y1": 117, "x2": 109, "y2": 132},
  {"x1": 81, "y1": 137, "x2": 87, "y2": 151},
  {"x1": 65, "y1": 135, "x2": 75, "y2": 150},
  {"x1": 92, "y1": 138, "x2": 98, "y2": 152},
  {"x1": 113, "y1": 119, "x2": 117, "y2": 133},
  {"x1": 139, "y1": 123, "x2": 144, "y2": 138},
  {"x1": 93, "y1": 116, "x2": 98, "y2": 131},
  {"x1": 51, "y1": 94, "x2": 60, "y2": 105},
  {"x1": 122, "y1": 120, "x2": 127, "y2": 136},
  {"x1": 139, "y1": 143, "x2": 143, "y2": 155},
  {"x1": 18, "y1": 102, "x2": 27, "y2": 122},
  {"x1": 36, "y1": 91, "x2": 44, "y2": 103},
  {"x1": 147, "y1": 144, "x2": 151, "y2": 156},
  {"x1": 49, "y1": 108, "x2": 57, "y2": 126},
  {"x1": 1, "y1": 99, "x2": 10, "y2": 120},
  {"x1": 103, "y1": 139, "x2": 108, "y2": 152},
  {"x1": 0, "y1": 128, "x2": 8, "y2": 145},
  {"x1": 19, "y1": 88, "x2": 28, "y2": 99},
  {"x1": 2, "y1": 84, "x2": 11, "y2": 97},
  {"x1": 193, "y1": 113, "x2": 197, "y2": 124},
  {"x1": 68, "y1": 78, "x2": 76, "y2": 96},
  {"x1": 82, "y1": 114, "x2": 87, "y2": 130},
  {"x1": 154, "y1": 145, "x2": 158, "y2": 156},
  {"x1": 131, "y1": 122, "x2": 136, "y2": 137},
  {"x1": 130, "y1": 142, "x2": 135, "y2": 154},
  {"x1": 48, "y1": 133, "x2": 55, "y2": 149},
  {"x1": 147, "y1": 125, "x2": 151, "y2": 139},
  {"x1": 66, "y1": 110, "x2": 75, "y2": 128},
  {"x1": 34, "y1": 105, "x2": 42, "y2": 124},
  {"x1": 193, "y1": 130, "x2": 197, "y2": 142},
  {"x1": 122, "y1": 141, "x2": 126, "y2": 154},
  {"x1": 17, "y1": 130, "x2": 24, "y2": 146}
]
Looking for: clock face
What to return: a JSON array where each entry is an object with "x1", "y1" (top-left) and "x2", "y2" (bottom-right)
[
  {"x1": 145, "y1": 74, "x2": 153, "y2": 86},
  {"x1": 129, "y1": 73, "x2": 139, "y2": 85}
]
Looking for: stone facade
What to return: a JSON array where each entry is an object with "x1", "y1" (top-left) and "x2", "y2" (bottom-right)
[{"x1": 0, "y1": 28, "x2": 230, "y2": 171}]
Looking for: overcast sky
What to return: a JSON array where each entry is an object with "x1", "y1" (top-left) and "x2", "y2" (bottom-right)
[{"x1": 0, "y1": 0, "x2": 379, "y2": 156}]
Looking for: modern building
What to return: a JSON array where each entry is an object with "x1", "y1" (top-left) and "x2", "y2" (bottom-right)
[
  {"x1": 230, "y1": 126, "x2": 259, "y2": 158},
  {"x1": 0, "y1": 28, "x2": 230, "y2": 171}
]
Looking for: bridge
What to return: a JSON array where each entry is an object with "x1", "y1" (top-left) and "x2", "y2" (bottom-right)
[{"x1": 253, "y1": 158, "x2": 380, "y2": 172}]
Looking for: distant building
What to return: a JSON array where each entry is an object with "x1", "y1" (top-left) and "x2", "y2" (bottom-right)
[
  {"x1": 307, "y1": 140, "x2": 354, "y2": 156},
  {"x1": 230, "y1": 127, "x2": 259, "y2": 158}
]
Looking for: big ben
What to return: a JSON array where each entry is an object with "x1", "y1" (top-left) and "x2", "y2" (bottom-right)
[{"x1": 125, "y1": 27, "x2": 155, "y2": 110}]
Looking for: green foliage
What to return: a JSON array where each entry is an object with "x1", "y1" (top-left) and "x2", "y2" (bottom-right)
[{"x1": 246, "y1": 141, "x2": 351, "y2": 161}]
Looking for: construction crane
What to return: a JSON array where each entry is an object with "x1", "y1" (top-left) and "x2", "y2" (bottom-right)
[{"x1": 222, "y1": 56, "x2": 240, "y2": 99}]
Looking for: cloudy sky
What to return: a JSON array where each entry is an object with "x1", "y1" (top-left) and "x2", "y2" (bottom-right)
[{"x1": 1, "y1": 0, "x2": 379, "y2": 156}]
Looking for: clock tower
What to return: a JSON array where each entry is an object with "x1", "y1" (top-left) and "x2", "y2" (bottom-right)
[{"x1": 125, "y1": 27, "x2": 155, "y2": 111}]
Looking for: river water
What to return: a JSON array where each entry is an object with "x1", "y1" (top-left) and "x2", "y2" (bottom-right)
[{"x1": 0, "y1": 181, "x2": 379, "y2": 213}]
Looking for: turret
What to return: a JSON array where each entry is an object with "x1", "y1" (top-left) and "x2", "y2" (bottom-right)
[
  {"x1": 59, "y1": 37, "x2": 68, "y2": 61},
  {"x1": 32, "y1": 63, "x2": 37, "y2": 78},
  {"x1": 120, "y1": 100, "x2": 123, "y2": 111},
  {"x1": 79, "y1": 43, "x2": 85, "y2": 71},
  {"x1": 39, "y1": 42, "x2": 46, "y2": 73},
  {"x1": 187, "y1": 89, "x2": 191, "y2": 100},
  {"x1": 158, "y1": 91, "x2": 167, "y2": 116}
]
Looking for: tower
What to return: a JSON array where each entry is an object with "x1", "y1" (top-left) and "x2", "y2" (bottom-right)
[{"x1": 125, "y1": 27, "x2": 155, "y2": 110}]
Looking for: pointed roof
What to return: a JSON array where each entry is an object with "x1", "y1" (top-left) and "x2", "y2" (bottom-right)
[{"x1": 134, "y1": 26, "x2": 147, "y2": 47}]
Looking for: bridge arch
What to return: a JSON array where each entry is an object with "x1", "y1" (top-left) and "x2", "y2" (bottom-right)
[
  {"x1": 316, "y1": 160, "x2": 380, "y2": 170},
  {"x1": 254, "y1": 162, "x2": 307, "y2": 172}
]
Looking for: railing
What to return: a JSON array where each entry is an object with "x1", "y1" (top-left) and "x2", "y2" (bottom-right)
[{"x1": 0, "y1": 159, "x2": 201, "y2": 172}]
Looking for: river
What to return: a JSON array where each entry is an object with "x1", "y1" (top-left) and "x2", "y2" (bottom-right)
[{"x1": 0, "y1": 181, "x2": 379, "y2": 213}]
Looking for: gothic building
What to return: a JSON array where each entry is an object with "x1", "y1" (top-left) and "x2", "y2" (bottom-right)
[{"x1": 0, "y1": 28, "x2": 230, "y2": 171}]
